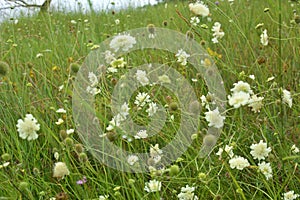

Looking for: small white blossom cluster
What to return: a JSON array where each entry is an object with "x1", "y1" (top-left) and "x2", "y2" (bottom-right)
[
  {"x1": 109, "y1": 33, "x2": 136, "y2": 52},
  {"x1": 189, "y1": 1, "x2": 210, "y2": 17},
  {"x1": 136, "y1": 70, "x2": 149, "y2": 86},
  {"x1": 190, "y1": 16, "x2": 200, "y2": 26},
  {"x1": 211, "y1": 22, "x2": 225, "y2": 43},
  {"x1": 144, "y1": 179, "x2": 162, "y2": 193},
  {"x1": 250, "y1": 140, "x2": 273, "y2": 180},
  {"x1": 228, "y1": 81, "x2": 264, "y2": 113},
  {"x1": 134, "y1": 92, "x2": 158, "y2": 117},
  {"x1": 177, "y1": 185, "x2": 199, "y2": 200},
  {"x1": 16, "y1": 114, "x2": 40, "y2": 141},
  {"x1": 86, "y1": 72, "x2": 101, "y2": 96},
  {"x1": 260, "y1": 29, "x2": 268, "y2": 46},
  {"x1": 106, "y1": 102, "x2": 130, "y2": 131},
  {"x1": 127, "y1": 154, "x2": 139, "y2": 166},
  {"x1": 149, "y1": 144, "x2": 163, "y2": 165},
  {"x1": 175, "y1": 49, "x2": 190, "y2": 66},
  {"x1": 282, "y1": 190, "x2": 300, "y2": 200},
  {"x1": 282, "y1": 89, "x2": 293, "y2": 108}
]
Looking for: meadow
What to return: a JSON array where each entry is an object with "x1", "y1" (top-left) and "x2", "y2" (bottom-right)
[{"x1": 0, "y1": 0, "x2": 299, "y2": 199}]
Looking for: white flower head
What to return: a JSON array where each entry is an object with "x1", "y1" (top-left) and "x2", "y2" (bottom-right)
[
  {"x1": 86, "y1": 86, "x2": 101, "y2": 96},
  {"x1": 127, "y1": 155, "x2": 139, "y2": 166},
  {"x1": 291, "y1": 144, "x2": 299, "y2": 154},
  {"x1": 88, "y1": 72, "x2": 98, "y2": 87},
  {"x1": 282, "y1": 89, "x2": 292, "y2": 108},
  {"x1": 55, "y1": 118, "x2": 64, "y2": 125},
  {"x1": 282, "y1": 191, "x2": 300, "y2": 200},
  {"x1": 53, "y1": 162, "x2": 70, "y2": 178},
  {"x1": 66, "y1": 129, "x2": 75, "y2": 135},
  {"x1": 230, "y1": 81, "x2": 253, "y2": 94},
  {"x1": 134, "y1": 92, "x2": 151, "y2": 107},
  {"x1": 177, "y1": 185, "x2": 199, "y2": 200},
  {"x1": 136, "y1": 70, "x2": 149, "y2": 86},
  {"x1": 212, "y1": 22, "x2": 225, "y2": 43},
  {"x1": 110, "y1": 57, "x2": 126, "y2": 68},
  {"x1": 175, "y1": 49, "x2": 190, "y2": 66},
  {"x1": 248, "y1": 95, "x2": 264, "y2": 113},
  {"x1": 144, "y1": 179, "x2": 162, "y2": 193},
  {"x1": 190, "y1": 16, "x2": 200, "y2": 26},
  {"x1": 229, "y1": 156, "x2": 250, "y2": 170},
  {"x1": 225, "y1": 145, "x2": 234, "y2": 158},
  {"x1": 258, "y1": 162, "x2": 273, "y2": 180},
  {"x1": 260, "y1": 29, "x2": 268, "y2": 46},
  {"x1": 189, "y1": 1, "x2": 210, "y2": 17},
  {"x1": 104, "y1": 50, "x2": 116, "y2": 64},
  {"x1": 120, "y1": 102, "x2": 130, "y2": 119},
  {"x1": 134, "y1": 130, "x2": 148, "y2": 139},
  {"x1": 204, "y1": 107, "x2": 225, "y2": 128},
  {"x1": 56, "y1": 108, "x2": 66, "y2": 113},
  {"x1": 250, "y1": 140, "x2": 271, "y2": 161},
  {"x1": 146, "y1": 102, "x2": 158, "y2": 117},
  {"x1": 228, "y1": 91, "x2": 250, "y2": 108},
  {"x1": 16, "y1": 114, "x2": 40, "y2": 141},
  {"x1": 109, "y1": 34, "x2": 136, "y2": 52},
  {"x1": 99, "y1": 195, "x2": 109, "y2": 200}
]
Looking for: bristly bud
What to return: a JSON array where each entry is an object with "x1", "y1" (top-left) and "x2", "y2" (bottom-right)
[
  {"x1": 64, "y1": 137, "x2": 74, "y2": 147},
  {"x1": 70, "y1": 63, "x2": 80, "y2": 73},
  {"x1": 203, "y1": 134, "x2": 217, "y2": 147},
  {"x1": 294, "y1": 15, "x2": 300, "y2": 24},
  {"x1": 0, "y1": 61, "x2": 9, "y2": 76},
  {"x1": 147, "y1": 24, "x2": 156, "y2": 34},
  {"x1": 163, "y1": 20, "x2": 168, "y2": 26},
  {"x1": 74, "y1": 143, "x2": 84, "y2": 153},
  {"x1": 169, "y1": 102, "x2": 179, "y2": 111},
  {"x1": 55, "y1": 192, "x2": 68, "y2": 200},
  {"x1": 106, "y1": 131, "x2": 118, "y2": 142},
  {"x1": 18, "y1": 181, "x2": 29, "y2": 191},
  {"x1": 59, "y1": 130, "x2": 67, "y2": 140},
  {"x1": 169, "y1": 165, "x2": 180, "y2": 176},
  {"x1": 186, "y1": 31, "x2": 194, "y2": 40},
  {"x1": 79, "y1": 152, "x2": 88, "y2": 163}
]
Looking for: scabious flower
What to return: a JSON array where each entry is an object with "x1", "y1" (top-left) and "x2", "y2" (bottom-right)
[
  {"x1": 260, "y1": 29, "x2": 268, "y2": 46},
  {"x1": 17, "y1": 114, "x2": 40, "y2": 141},
  {"x1": 248, "y1": 95, "x2": 264, "y2": 113},
  {"x1": 134, "y1": 130, "x2": 148, "y2": 139},
  {"x1": 189, "y1": 1, "x2": 210, "y2": 17},
  {"x1": 109, "y1": 34, "x2": 136, "y2": 52},
  {"x1": 120, "y1": 102, "x2": 130, "y2": 119},
  {"x1": 228, "y1": 91, "x2": 250, "y2": 108},
  {"x1": 106, "y1": 114, "x2": 123, "y2": 131},
  {"x1": 127, "y1": 155, "x2": 139, "y2": 166},
  {"x1": 175, "y1": 49, "x2": 190, "y2": 66},
  {"x1": 136, "y1": 70, "x2": 149, "y2": 86},
  {"x1": 146, "y1": 102, "x2": 158, "y2": 117},
  {"x1": 150, "y1": 144, "x2": 163, "y2": 164},
  {"x1": 229, "y1": 156, "x2": 250, "y2": 170},
  {"x1": 211, "y1": 22, "x2": 225, "y2": 43},
  {"x1": 177, "y1": 185, "x2": 199, "y2": 200},
  {"x1": 190, "y1": 16, "x2": 200, "y2": 26},
  {"x1": 282, "y1": 89, "x2": 292, "y2": 108},
  {"x1": 66, "y1": 129, "x2": 74, "y2": 135},
  {"x1": 134, "y1": 92, "x2": 151, "y2": 107},
  {"x1": 53, "y1": 162, "x2": 70, "y2": 178},
  {"x1": 282, "y1": 191, "x2": 300, "y2": 200},
  {"x1": 230, "y1": 81, "x2": 253, "y2": 94},
  {"x1": 204, "y1": 107, "x2": 225, "y2": 128},
  {"x1": 258, "y1": 162, "x2": 273, "y2": 180},
  {"x1": 144, "y1": 179, "x2": 162, "y2": 193},
  {"x1": 104, "y1": 50, "x2": 116, "y2": 64},
  {"x1": 88, "y1": 72, "x2": 98, "y2": 87},
  {"x1": 86, "y1": 86, "x2": 101, "y2": 96},
  {"x1": 250, "y1": 140, "x2": 271, "y2": 161}
]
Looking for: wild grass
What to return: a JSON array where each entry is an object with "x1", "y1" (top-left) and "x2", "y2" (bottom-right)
[{"x1": 0, "y1": 0, "x2": 299, "y2": 199}]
